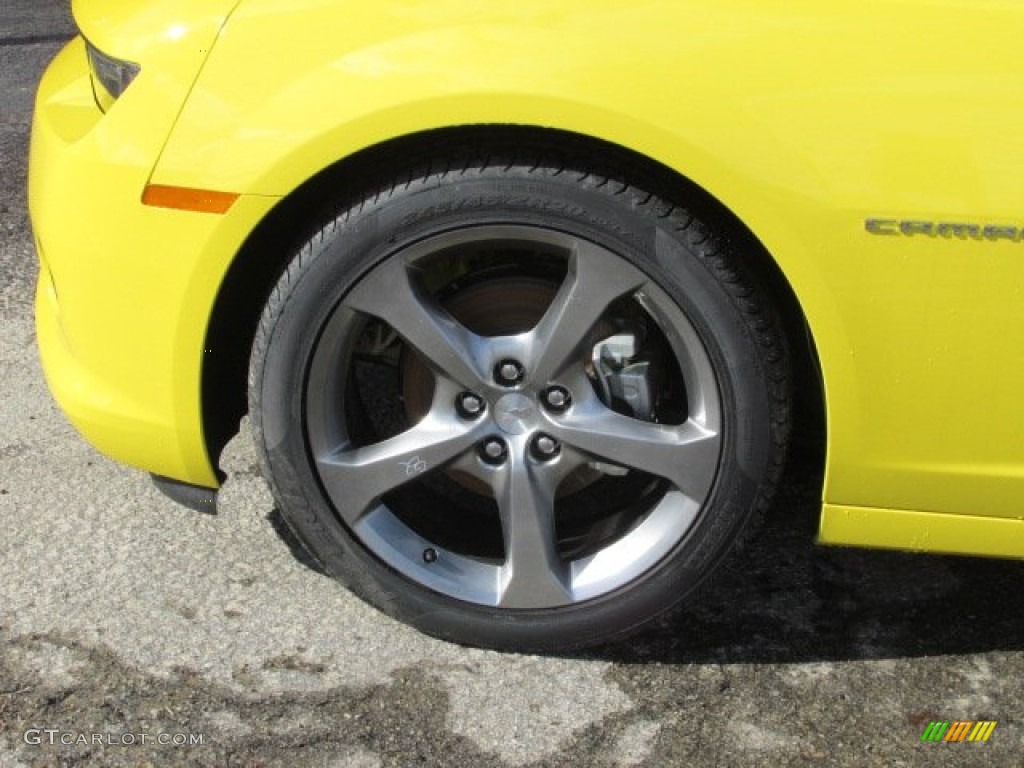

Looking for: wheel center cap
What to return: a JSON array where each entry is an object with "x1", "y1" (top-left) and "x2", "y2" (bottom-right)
[{"x1": 493, "y1": 393, "x2": 537, "y2": 435}]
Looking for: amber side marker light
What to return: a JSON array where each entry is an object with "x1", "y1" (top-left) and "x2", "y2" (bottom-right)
[{"x1": 142, "y1": 184, "x2": 239, "y2": 214}]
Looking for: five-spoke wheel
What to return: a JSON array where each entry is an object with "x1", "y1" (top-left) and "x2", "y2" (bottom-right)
[{"x1": 250, "y1": 151, "x2": 788, "y2": 650}]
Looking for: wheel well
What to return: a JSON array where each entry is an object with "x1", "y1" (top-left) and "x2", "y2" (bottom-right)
[{"x1": 201, "y1": 125, "x2": 825, "y2": 479}]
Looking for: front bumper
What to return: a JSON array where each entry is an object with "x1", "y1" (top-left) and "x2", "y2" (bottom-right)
[{"x1": 31, "y1": 38, "x2": 277, "y2": 486}]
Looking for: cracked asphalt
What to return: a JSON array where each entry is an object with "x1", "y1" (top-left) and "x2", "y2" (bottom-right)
[{"x1": 1, "y1": 3, "x2": 1022, "y2": 766}]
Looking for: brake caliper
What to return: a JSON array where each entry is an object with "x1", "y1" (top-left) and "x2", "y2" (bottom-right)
[
  {"x1": 585, "y1": 332, "x2": 661, "y2": 478},
  {"x1": 590, "y1": 333, "x2": 655, "y2": 421}
]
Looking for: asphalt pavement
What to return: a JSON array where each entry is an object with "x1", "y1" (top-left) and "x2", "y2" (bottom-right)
[{"x1": 1, "y1": 3, "x2": 1021, "y2": 766}]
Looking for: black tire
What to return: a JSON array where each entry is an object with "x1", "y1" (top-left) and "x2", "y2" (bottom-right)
[{"x1": 249, "y1": 147, "x2": 789, "y2": 652}]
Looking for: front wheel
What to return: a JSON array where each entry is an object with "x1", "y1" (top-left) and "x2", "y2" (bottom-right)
[{"x1": 249, "y1": 150, "x2": 789, "y2": 651}]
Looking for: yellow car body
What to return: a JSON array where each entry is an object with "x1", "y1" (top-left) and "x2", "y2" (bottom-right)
[{"x1": 31, "y1": 0, "x2": 1024, "y2": 559}]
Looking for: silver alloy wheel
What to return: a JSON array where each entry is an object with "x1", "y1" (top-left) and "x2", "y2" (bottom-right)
[{"x1": 305, "y1": 225, "x2": 722, "y2": 609}]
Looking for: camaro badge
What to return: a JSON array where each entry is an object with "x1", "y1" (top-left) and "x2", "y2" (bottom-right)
[{"x1": 866, "y1": 218, "x2": 1023, "y2": 241}]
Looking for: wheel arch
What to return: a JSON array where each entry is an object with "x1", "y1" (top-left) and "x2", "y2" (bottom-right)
[{"x1": 201, "y1": 125, "x2": 825, "y2": 483}]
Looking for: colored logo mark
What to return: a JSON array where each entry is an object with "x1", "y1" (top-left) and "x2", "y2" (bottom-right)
[{"x1": 920, "y1": 721, "x2": 997, "y2": 743}]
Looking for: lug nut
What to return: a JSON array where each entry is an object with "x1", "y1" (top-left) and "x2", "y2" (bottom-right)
[
  {"x1": 494, "y1": 359, "x2": 525, "y2": 387},
  {"x1": 456, "y1": 392, "x2": 485, "y2": 419},
  {"x1": 531, "y1": 433, "x2": 561, "y2": 460},
  {"x1": 479, "y1": 436, "x2": 508, "y2": 465},
  {"x1": 542, "y1": 386, "x2": 571, "y2": 412}
]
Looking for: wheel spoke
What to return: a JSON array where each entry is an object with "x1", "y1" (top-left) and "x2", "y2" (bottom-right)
[
  {"x1": 547, "y1": 398, "x2": 720, "y2": 503},
  {"x1": 316, "y1": 411, "x2": 483, "y2": 525},
  {"x1": 528, "y1": 240, "x2": 648, "y2": 383},
  {"x1": 492, "y1": 452, "x2": 572, "y2": 608},
  {"x1": 345, "y1": 257, "x2": 486, "y2": 387}
]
